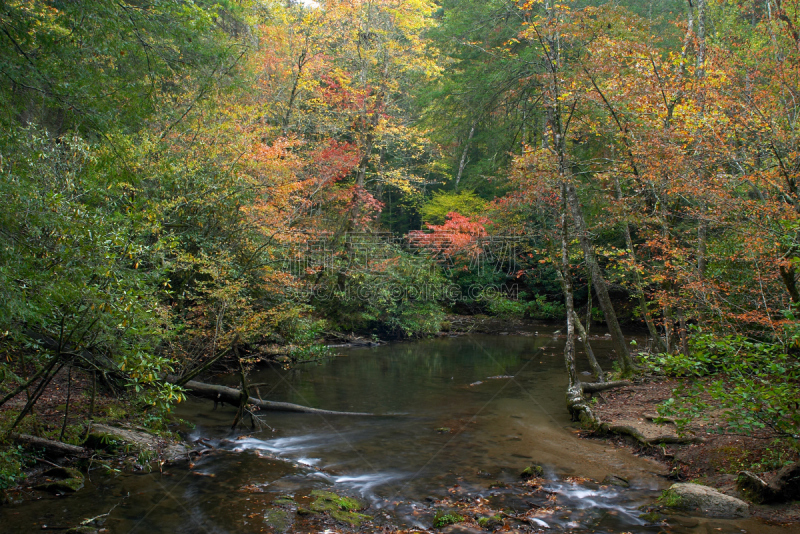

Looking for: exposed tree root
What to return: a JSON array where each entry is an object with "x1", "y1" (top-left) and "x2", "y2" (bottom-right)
[
  {"x1": 581, "y1": 380, "x2": 631, "y2": 393},
  {"x1": 565, "y1": 381, "x2": 701, "y2": 445}
]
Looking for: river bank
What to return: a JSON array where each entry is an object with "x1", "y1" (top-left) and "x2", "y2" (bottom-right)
[{"x1": 588, "y1": 375, "x2": 800, "y2": 525}]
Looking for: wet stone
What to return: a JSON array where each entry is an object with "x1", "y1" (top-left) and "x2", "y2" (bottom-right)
[
  {"x1": 263, "y1": 508, "x2": 292, "y2": 532},
  {"x1": 602, "y1": 474, "x2": 630, "y2": 488},
  {"x1": 662, "y1": 483, "x2": 749, "y2": 518}
]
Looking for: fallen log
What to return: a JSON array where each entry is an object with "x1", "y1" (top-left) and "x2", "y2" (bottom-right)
[
  {"x1": 581, "y1": 380, "x2": 632, "y2": 393},
  {"x1": 10, "y1": 433, "x2": 86, "y2": 457},
  {"x1": 183, "y1": 380, "x2": 374, "y2": 416}
]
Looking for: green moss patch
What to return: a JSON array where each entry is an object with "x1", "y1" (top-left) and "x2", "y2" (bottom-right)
[
  {"x1": 264, "y1": 508, "x2": 292, "y2": 531},
  {"x1": 309, "y1": 490, "x2": 371, "y2": 526},
  {"x1": 520, "y1": 464, "x2": 544, "y2": 478}
]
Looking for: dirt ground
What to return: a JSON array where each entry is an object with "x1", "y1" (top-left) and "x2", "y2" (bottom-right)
[{"x1": 589, "y1": 376, "x2": 800, "y2": 524}]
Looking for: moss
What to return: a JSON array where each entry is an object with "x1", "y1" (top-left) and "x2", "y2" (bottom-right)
[
  {"x1": 264, "y1": 508, "x2": 292, "y2": 531},
  {"x1": 36, "y1": 477, "x2": 84, "y2": 493},
  {"x1": 309, "y1": 490, "x2": 371, "y2": 526},
  {"x1": 35, "y1": 467, "x2": 85, "y2": 493},
  {"x1": 638, "y1": 511, "x2": 663, "y2": 523},
  {"x1": 432, "y1": 511, "x2": 464, "y2": 528},
  {"x1": 477, "y1": 515, "x2": 504, "y2": 529},
  {"x1": 274, "y1": 494, "x2": 295, "y2": 506},
  {"x1": 660, "y1": 489, "x2": 684, "y2": 508},
  {"x1": 520, "y1": 464, "x2": 544, "y2": 478}
]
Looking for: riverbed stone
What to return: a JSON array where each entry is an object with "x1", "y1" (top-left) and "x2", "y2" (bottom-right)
[
  {"x1": 602, "y1": 474, "x2": 630, "y2": 488},
  {"x1": 662, "y1": 483, "x2": 749, "y2": 518},
  {"x1": 309, "y1": 490, "x2": 371, "y2": 526},
  {"x1": 263, "y1": 508, "x2": 292, "y2": 532}
]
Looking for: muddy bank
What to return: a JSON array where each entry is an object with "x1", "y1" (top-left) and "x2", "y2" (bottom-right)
[{"x1": 588, "y1": 376, "x2": 800, "y2": 524}]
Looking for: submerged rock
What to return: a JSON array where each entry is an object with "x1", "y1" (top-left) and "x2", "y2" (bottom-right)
[
  {"x1": 602, "y1": 474, "x2": 630, "y2": 488},
  {"x1": 662, "y1": 483, "x2": 749, "y2": 518},
  {"x1": 308, "y1": 490, "x2": 371, "y2": 526},
  {"x1": 263, "y1": 508, "x2": 292, "y2": 532}
]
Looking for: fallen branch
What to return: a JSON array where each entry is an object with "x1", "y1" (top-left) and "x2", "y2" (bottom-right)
[
  {"x1": 10, "y1": 433, "x2": 86, "y2": 457},
  {"x1": 183, "y1": 380, "x2": 374, "y2": 416}
]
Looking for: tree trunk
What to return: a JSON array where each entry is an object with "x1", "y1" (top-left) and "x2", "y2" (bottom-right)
[
  {"x1": 697, "y1": 218, "x2": 708, "y2": 275},
  {"x1": 561, "y1": 201, "x2": 580, "y2": 421},
  {"x1": 614, "y1": 176, "x2": 667, "y2": 353},
  {"x1": 454, "y1": 121, "x2": 475, "y2": 191},
  {"x1": 571, "y1": 310, "x2": 604, "y2": 382},
  {"x1": 566, "y1": 182, "x2": 635, "y2": 374}
]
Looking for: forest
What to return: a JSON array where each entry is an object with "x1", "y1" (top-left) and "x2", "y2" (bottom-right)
[{"x1": 0, "y1": 0, "x2": 799, "y2": 518}]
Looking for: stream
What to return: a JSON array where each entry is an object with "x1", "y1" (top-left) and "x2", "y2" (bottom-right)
[{"x1": 2, "y1": 329, "x2": 793, "y2": 533}]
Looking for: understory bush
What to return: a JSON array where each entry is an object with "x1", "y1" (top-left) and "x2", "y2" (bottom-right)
[{"x1": 645, "y1": 327, "x2": 800, "y2": 440}]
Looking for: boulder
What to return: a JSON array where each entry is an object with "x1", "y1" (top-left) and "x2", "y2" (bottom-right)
[{"x1": 662, "y1": 483, "x2": 749, "y2": 518}]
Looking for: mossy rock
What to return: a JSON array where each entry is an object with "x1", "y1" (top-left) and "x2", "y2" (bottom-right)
[
  {"x1": 264, "y1": 508, "x2": 292, "y2": 532},
  {"x1": 520, "y1": 464, "x2": 544, "y2": 478},
  {"x1": 477, "y1": 515, "x2": 504, "y2": 530},
  {"x1": 273, "y1": 494, "x2": 295, "y2": 506},
  {"x1": 638, "y1": 511, "x2": 663, "y2": 523},
  {"x1": 35, "y1": 467, "x2": 84, "y2": 494},
  {"x1": 661, "y1": 483, "x2": 748, "y2": 518},
  {"x1": 309, "y1": 490, "x2": 371, "y2": 526}
]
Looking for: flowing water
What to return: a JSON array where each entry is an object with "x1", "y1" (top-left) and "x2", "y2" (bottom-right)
[{"x1": 2, "y1": 330, "x2": 794, "y2": 533}]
